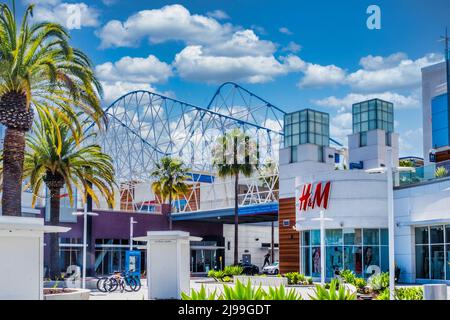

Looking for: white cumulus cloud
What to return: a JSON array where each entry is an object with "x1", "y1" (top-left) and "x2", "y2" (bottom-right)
[
  {"x1": 26, "y1": 0, "x2": 100, "y2": 29},
  {"x1": 96, "y1": 55, "x2": 173, "y2": 84}
]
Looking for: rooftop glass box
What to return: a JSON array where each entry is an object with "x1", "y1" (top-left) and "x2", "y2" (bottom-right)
[
  {"x1": 284, "y1": 109, "x2": 329, "y2": 148},
  {"x1": 352, "y1": 99, "x2": 394, "y2": 134}
]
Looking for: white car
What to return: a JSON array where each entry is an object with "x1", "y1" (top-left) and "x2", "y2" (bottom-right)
[{"x1": 262, "y1": 262, "x2": 279, "y2": 275}]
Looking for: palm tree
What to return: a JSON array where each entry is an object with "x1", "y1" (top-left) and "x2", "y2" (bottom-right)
[
  {"x1": 0, "y1": 2, "x2": 104, "y2": 216},
  {"x1": 151, "y1": 156, "x2": 190, "y2": 230},
  {"x1": 212, "y1": 129, "x2": 258, "y2": 265},
  {"x1": 19, "y1": 110, "x2": 115, "y2": 278}
]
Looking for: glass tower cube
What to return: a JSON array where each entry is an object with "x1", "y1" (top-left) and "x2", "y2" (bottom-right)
[
  {"x1": 352, "y1": 99, "x2": 394, "y2": 134},
  {"x1": 284, "y1": 109, "x2": 330, "y2": 148}
]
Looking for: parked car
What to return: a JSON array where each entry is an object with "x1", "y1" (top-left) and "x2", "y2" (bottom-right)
[
  {"x1": 238, "y1": 262, "x2": 259, "y2": 275},
  {"x1": 262, "y1": 262, "x2": 279, "y2": 275}
]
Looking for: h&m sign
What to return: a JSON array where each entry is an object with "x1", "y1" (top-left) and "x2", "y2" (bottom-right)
[{"x1": 296, "y1": 181, "x2": 331, "y2": 213}]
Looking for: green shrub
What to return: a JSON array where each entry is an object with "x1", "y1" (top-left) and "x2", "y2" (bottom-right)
[
  {"x1": 265, "y1": 285, "x2": 303, "y2": 300},
  {"x1": 340, "y1": 269, "x2": 356, "y2": 284},
  {"x1": 224, "y1": 265, "x2": 244, "y2": 276},
  {"x1": 368, "y1": 272, "x2": 390, "y2": 292},
  {"x1": 207, "y1": 270, "x2": 226, "y2": 281},
  {"x1": 222, "y1": 280, "x2": 265, "y2": 300},
  {"x1": 284, "y1": 272, "x2": 309, "y2": 285},
  {"x1": 221, "y1": 276, "x2": 232, "y2": 283},
  {"x1": 181, "y1": 285, "x2": 218, "y2": 300},
  {"x1": 375, "y1": 288, "x2": 390, "y2": 300},
  {"x1": 395, "y1": 287, "x2": 423, "y2": 300},
  {"x1": 309, "y1": 279, "x2": 356, "y2": 300},
  {"x1": 354, "y1": 278, "x2": 367, "y2": 290},
  {"x1": 435, "y1": 166, "x2": 449, "y2": 178}
]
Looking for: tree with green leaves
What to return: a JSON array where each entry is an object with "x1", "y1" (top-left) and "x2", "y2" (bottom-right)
[
  {"x1": 212, "y1": 128, "x2": 258, "y2": 265},
  {"x1": 151, "y1": 156, "x2": 190, "y2": 230},
  {"x1": 17, "y1": 110, "x2": 115, "y2": 278},
  {"x1": 0, "y1": 1, "x2": 104, "y2": 216}
]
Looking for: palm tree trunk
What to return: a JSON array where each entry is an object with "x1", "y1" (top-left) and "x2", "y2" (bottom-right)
[
  {"x1": 1, "y1": 127, "x2": 25, "y2": 216},
  {"x1": 234, "y1": 172, "x2": 239, "y2": 265},
  {"x1": 168, "y1": 193, "x2": 173, "y2": 230},
  {"x1": 48, "y1": 185, "x2": 62, "y2": 279}
]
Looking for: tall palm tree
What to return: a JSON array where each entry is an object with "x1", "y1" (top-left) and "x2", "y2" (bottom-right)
[
  {"x1": 18, "y1": 110, "x2": 115, "y2": 278},
  {"x1": 0, "y1": 2, "x2": 104, "y2": 216},
  {"x1": 151, "y1": 156, "x2": 190, "y2": 230},
  {"x1": 212, "y1": 129, "x2": 258, "y2": 265}
]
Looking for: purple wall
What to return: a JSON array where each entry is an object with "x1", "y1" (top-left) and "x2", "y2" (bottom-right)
[{"x1": 41, "y1": 208, "x2": 223, "y2": 273}]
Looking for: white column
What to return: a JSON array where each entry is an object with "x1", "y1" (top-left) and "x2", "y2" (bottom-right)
[
  {"x1": 320, "y1": 210, "x2": 326, "y2": 285},
  {"x1": 386, "y1": 148, "x2": 395, "y2": 300},
  {"x1": 129, "y1": 217, "x2": 134, "y2": 251}
]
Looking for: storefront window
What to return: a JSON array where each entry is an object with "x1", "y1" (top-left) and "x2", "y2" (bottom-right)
[
  {"x1": 447, "y1": 245, "x2": 450, "y2": 281},
  {"x1": 326, "y1": 246, "x2": 343, "y2": 277},
  {"x1": 415, "y1": 225, "x2": 450, "y2": 280},
  {"x1": 415, "y1": 227, "x2": 429, "y2": 244},
  {"x1": 311, "y1": 247, "x2": 321, "y2": 277},
  {"x1": 415, "y1": 244, "x2": 429, "y2": 279},
  {"x1": 430, "y1": 226, "x2": 444, "y2": 244},
  {"x1": 430, "y1": 245, "x2": 445, "y2": 279},
  {"x1": 363, "y1": 229, "x2": 379, "y2": 245},
  {"x1": 343, "y1": 229, "x2": 362, "y2": 245},
  {"x1": 326, "y1": 229, "x2": 342, "y2": 245},
  {"x1": 301, "y1": 228, "x2": 387, "y2": 279},
  {"x1": 311, "y1": 230, "x2": 321, "y2": 246},
  {"x1": 363, "y1": 246, "x2": 380, "y2": 277}
]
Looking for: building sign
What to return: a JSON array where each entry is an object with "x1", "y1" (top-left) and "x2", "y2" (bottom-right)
[{"x1": 297, "y1": 181, "x2": 332, "y2": 212}]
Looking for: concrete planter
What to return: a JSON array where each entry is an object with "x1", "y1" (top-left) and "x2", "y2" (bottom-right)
[
  {"x1": 43, "y1": 288, "x2": 91, "y2": 300},
  {"x1": 234, "y1": 276, "x2": 288, "y2": 287}
]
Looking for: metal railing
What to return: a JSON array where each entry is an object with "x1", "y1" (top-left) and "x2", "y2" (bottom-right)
[{"x1": 396, "y1": 159, "x2": 450, "y2": 188}]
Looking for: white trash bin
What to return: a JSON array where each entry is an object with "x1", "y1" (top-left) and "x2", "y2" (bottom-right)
[{"x1": 423, "y1": 284, "x2": 447, "y2": 300}]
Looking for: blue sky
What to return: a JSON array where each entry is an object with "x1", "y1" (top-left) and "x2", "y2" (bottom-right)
[{"x1": 16, "y1": 0, "x2": 450, "y2": 157}]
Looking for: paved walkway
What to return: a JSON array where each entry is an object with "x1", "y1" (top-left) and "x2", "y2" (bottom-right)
[{"x1": 88, "y1": 279, "x2": 450, "y2": 300}]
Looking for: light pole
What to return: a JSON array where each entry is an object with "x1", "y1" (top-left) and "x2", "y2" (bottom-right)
[
  {"x1": 365, "y1": 148, "x2": 414, "y2": 300},
  {"x1": 73, "y1": 204, "x2": 98, "y2": 289},
  {"x1": 312, "y1": 210, "x2": 332, "y2": 285},
  {"x1": 129, "y1": 217, "x2": 138, "y2": 251}
]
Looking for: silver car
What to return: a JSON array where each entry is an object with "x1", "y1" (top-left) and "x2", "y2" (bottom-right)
[{"x1": 262, "y1": 262, "x2": 279, "y2": 275}]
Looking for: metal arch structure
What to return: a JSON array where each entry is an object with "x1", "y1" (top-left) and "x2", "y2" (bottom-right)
[{"x1": 93, "y1": 84, "x2": 286, "y2": 214}]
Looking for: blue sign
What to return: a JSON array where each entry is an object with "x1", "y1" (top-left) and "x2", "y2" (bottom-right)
[
  {"x1": 125, "y1": 250, "x2": 141, "y2": 277},
  {"x1": 350, "y1": 161, "x2": 364, "y2": 170}
]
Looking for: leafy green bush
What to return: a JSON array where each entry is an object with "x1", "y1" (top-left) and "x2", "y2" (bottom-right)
[
  {"x1": 368, "y1": 272, "x2": 390, "y2": 292},
  {"x1": 354, "y1": 278, "x2": 367, "y2": 291},
  {"x1": 395, "y1": 287, "x2": 423, "y2": 300},
  {"x1": 222, "y1": 280, "x2": 265, "y2": 300},
  {"x1": 222, "y1": 276, "x2": 232, "y2": 283},
  {"x1": 265, "y1": 285, "x2": 303, "y2": 300},
  {"x1": 340, "y1": 269, "x2": 356, "y2": 284},
  {"x1": 435, "y1": 166, "x2": 449, "y2": 178},
  {"x1": 376, "y1": 287, "x2": 423, "y2": 300},
  {"x1": 224, "y1": 265, "x2": 244, "y2": 276},
  {"x1": 309, "y1": 279, "x2": 356, "y2": 300},
  {"x1": 207, "y1": 270, "x2": 226, "y2": 281},
  {"x1": 284, "y1": 272, "x2": 310, "y2": 285},
  {"x1": 181, "y1": 285, "x2": 218, "y2": 300}
]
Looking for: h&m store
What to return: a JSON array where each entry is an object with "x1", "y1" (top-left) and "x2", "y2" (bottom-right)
[{"x1": 278, "y1": 98, "x2": 450, "y2": 284}]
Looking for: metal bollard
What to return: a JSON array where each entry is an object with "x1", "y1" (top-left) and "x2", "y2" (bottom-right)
[{"x1": 423, "y1": 284, "x2": 447, "y2": 300}]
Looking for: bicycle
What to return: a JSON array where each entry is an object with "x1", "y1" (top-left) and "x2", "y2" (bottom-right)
[{"x1": 103, "y1": 271, "x2": 140, "y2": 293}]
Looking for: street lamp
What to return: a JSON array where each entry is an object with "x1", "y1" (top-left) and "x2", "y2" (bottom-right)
[
  {"x1": 73, "y1": 204, "x2": 98, "y2": 289},
  {"x1": 365, "y1": 148, "x2": 414, "y2": 300},
  {"x1": 311, "y1": 211, "x2": 333, "y2": 285},
  {"x1": 129, "y1": 217, "x2": 138, "y2": 251}
]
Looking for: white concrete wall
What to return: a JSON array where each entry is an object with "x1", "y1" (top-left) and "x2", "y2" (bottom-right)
[
  {"x1": 223, "y1": 223, "x2": 279, "y2": 269},
  {"x1": 348, "y1": 129, "x2": 399, "y2": 170},
  {"x1": 294, "y1": 170, "x2": 389, "y2": 231},
  {"x1": 394, "y1": 178, "x2": 450, "y2": 283},
  {"x1": 422, "y1": 61, "x2": 447, "y2": 163}
]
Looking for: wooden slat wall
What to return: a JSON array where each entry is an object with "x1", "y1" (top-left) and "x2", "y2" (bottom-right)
[{"x1": 278, "y1": 197, "x2": 300, "y2": 274}]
